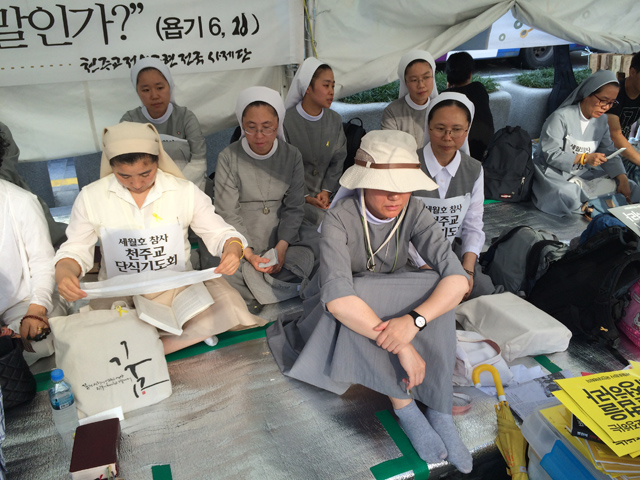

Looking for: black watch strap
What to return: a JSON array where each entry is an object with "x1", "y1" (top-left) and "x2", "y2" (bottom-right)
[{"x1": 408, "y1": 310, "x2": 427, "y2": 331}]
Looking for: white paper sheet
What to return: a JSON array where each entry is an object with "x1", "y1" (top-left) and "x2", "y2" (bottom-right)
[{"x1": 80, "y1": 268, "x2": 221, "y2": 299}]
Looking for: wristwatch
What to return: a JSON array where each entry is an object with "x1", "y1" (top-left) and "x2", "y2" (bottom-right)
[{"x1": 408, "y1": 310, "x2": 427, "y2": 331}]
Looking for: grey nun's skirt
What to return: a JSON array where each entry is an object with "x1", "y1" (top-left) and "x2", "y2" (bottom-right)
[{"x1": 266, "y1": 269, "x2": 456, "y2": 413}]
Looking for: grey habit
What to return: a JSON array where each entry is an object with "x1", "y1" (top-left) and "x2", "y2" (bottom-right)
[
  {"x1": 532, "y1": 70, "x2": 640, "y2": 216},
  {"x1": 215, "y1": 140, "x2": 308, "y2": 302},
  {"x1": 381, "y1": 98, "x2": 427, "y2": 147},
  {"x1": 284, "y1": 107, "x2": 347, "y2": 226},
  {"x1": 267, "y1": 196, "x2": 466, "y2": 412}
]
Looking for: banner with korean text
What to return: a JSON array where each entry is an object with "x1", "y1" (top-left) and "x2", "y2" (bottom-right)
[{"x1": 0, "y1": 0, "x2": 303, "y2": 87}]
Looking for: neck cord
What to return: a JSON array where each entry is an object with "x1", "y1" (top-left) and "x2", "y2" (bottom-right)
[{"x1": 360, "y1": 189, "x2": 406, "y2": 272}]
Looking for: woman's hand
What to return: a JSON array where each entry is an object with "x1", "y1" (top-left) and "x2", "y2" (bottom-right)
[
  {"x1": 585, "y1": 152, "x2": 608, "y2": 167},
  {"x1": 215, "y1": 239, "x2": 244, "y2": 275},
  {"x1": 305, "y1": 196, "x2": 328, "y2": 210},
  {"x1": 266, "y1": 240, "x2": 288, "y2": 275},
  {"x1": 374, "y1": 314, "x2": 418, "y2": 354},
  {"x1": 316, "y1": 191, "x2": 330, "y2": 209},
  {"x1": 244, "y1": 247, "x2": 273, "y2": 273},
  {"x1": 19, "y1": 304, "x2": 50, "y2": 347},
  {"x1": 397, "y1": 344, "x2": 426, "y2": 391},
  {"x1": 616, "y1": 174, "x2": 632, "y2": 203},
  {"x1": 463, "y1": 275, "x2": 474, "y2": 301},
  {"x1": 55, "y1": 259, "x2": 86, "y2": 302}
]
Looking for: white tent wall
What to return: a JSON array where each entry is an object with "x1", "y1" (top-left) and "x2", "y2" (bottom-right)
[
  {"x1": 311, "y1": 0, "x2": 640, "y2": 99},
  {"x1": 2, "y1": 0, "x2": 640, "y2": 162},
  {"x1": 1, "y1": 66, "x2": 286, "y2": 161}
]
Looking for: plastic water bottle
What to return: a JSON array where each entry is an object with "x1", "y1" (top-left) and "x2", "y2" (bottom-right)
[{"x1": 48, "y1": 368, "x2": 79, "y2": 446}]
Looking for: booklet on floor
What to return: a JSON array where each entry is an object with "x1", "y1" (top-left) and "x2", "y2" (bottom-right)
[{"x1": 133, "y1": 282, "x2": 214, "y2": 335}]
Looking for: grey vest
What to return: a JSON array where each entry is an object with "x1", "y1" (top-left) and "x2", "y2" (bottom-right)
[{"x1": 415, "y1": 149, "x2": 481, "y2": 198}]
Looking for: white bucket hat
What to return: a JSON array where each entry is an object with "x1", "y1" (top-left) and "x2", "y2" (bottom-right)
[{"x1": 339, "y1": 130, "x2": 437, "y2": 192}]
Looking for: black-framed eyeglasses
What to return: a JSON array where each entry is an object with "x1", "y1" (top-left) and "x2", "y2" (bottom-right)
[{"x1": 592, "y1": 94, "x2": 619, "y2": 108}]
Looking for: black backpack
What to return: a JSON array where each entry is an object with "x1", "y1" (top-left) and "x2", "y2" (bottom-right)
[
  {"x1": 528, "y1": 226, "x2": 640, "y2": 351},
  {"x1": 479, "y1": 226, "x2": 568, "y2": 296},
  {"x1": 482, "y1": 126, "x2": 534, "y2": 202},
  {"x1": 342, "y1": 117, "x2": 366, "y2": 172}
]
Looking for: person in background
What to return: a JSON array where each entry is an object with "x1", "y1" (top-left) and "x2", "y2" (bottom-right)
[
  {"x1": 412, "y1": 92, "x2": 499, "y2": 299},
  {"x1": 283, "y1": 58, "x2": 347, "y2": 226},
  {"x1": 443, "y1": 52, "x2": 495, "y2": 160},
  {"x1": 0, "y1": 131, "x2": 66, "y2": 365},
  {"x1": 607, "y1": 52, "x2": 640, "y2": 183},
  {"x1": 267, "y1": 130, "x2": 472, "y2": 474},
  {"x1": 55, "y1": 122, "x2": 263, "y2": 354},
  {"x1": 121, "y1": 57, "x2": 208, "y2": 191},
  {"x1": 532, "y1": 70, "x2": 640, "y2": 216},
  {"x1": 381, "y1": 50, "x2": 438, "y2": 147},
  {"x1": 0, "y1": 122, "x2": 67, "y2": 247},
  {"x1": 215, "y1": 87, "x2": 313, "y2": 311}
]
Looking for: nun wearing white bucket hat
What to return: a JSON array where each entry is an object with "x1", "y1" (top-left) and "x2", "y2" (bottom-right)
[
  {"x1": 381, "y1": 50, "x2": 438, "y2": 147},
  {"x1": 267, "y1": 130, "x2": 473, "y2": 474}
]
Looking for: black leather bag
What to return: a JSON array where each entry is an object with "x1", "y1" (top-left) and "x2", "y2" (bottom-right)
[{"x1": 0, "y1": 336, "x2": 36, "y2": 409}]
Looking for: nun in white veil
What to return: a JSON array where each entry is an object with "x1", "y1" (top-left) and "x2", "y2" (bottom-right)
[
  {"x1": 381, "y1": 50, "x2": 439, "y2": 147},
  {"x1": 412, "y1": 92, "x2": 499, "y2": 300},
  {"x1": 121, "y1": 57, "x2": 208, "y2": 190}
]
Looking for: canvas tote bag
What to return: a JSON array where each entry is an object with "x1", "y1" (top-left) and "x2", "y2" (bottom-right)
[
  {"x1": 49, "y1": 304, "x2": 172, "y2": 418},
  {"x1": 455, "y1": 292, "x2": 572, "y2": 362}
]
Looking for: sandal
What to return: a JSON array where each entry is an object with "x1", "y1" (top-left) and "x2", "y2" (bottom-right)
[{"x1": 581, "y1": 202, "x2": 594, "y2": 221}]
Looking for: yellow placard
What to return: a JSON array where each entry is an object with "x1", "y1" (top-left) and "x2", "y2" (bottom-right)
[
  {"x1": 555, "y1": 368, "x2": 640, "y2": 443},
  {"x1": 553, "y1": 390, "x2": 640, "y2": 457}
]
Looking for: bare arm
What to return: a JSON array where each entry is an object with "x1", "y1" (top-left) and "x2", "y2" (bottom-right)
[{"x1": 607, "y1": 113, "x2": 640, "y2": 166}]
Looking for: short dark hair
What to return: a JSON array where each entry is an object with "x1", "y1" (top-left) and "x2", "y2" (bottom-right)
[
  {"x1": 445, "y1": 52, "x2": 474, "y2": 85},
  {"x1": 404, "y1": 59, "x2": 431, "y2": 78},
  {"x1": 242, "y1": 101, "x2": 278, "y2": 120},
  {"x1": 309, "y1": 64, "x2": 332, "y2": 88},
  {"x1": 109, "y1": 152, "x2": 159, "y2": 167},
  {"x1": 427, "y1": 99, "x2": 472, "y2": 124},
  {"x1": 631, "y1": 52, "x2": 640, "y2": 73}
]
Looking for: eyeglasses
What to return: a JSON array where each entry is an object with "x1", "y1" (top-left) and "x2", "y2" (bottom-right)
[
  {"x1": 592, "y1": 94, "x2": 619, "y2": 109},
  {"x1": 244, "y1": 126, "x2": 277, "y2": 136},
  {"x1": 407, "y1": 75, "x2": 433, "y2": 84},
  {"x1": 429, "y1": 126, "x2": 468, "y2": 139}
]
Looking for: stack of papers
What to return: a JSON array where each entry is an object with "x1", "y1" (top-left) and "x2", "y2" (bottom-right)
[
  {"x1": 542, "y1": 404, "x2": 640, "y2": 478},
  {"x1": 549, "y1": 363, "x2": 640, "y2": 477}
]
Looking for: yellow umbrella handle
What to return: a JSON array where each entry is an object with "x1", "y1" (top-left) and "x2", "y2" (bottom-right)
[{"x1": 472, "y1": 364, "x2": 507, "y2": 402}]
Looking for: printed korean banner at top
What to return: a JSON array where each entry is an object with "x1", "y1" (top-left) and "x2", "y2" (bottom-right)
[{"x1": 0, "y1": 0, "x2": 303, "y2": 87}]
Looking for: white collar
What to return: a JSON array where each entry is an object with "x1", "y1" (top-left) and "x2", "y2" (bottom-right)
[
  {"x1": 423, "y1": 143, "x2": 461, "y2": 177},
  {"x1": 241, "y1": 137, "x2": 278, "y2": 160},
  {"x1": 296, "y1": 101, "x2": 324, "y2": 122},
  {"x1": 141, "y1": 103, "x2": 174, "y2": 124},
  {"x1": 578, "y1": 105, "x2": 592, "y2": 123},
  {"x1": 404, "y1": 94, "x2": 430, "y2": 111}
]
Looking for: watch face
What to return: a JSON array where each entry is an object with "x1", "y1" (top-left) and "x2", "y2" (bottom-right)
[{"x1": 415, "y1": 316, "x2": 426, "y2": 328}]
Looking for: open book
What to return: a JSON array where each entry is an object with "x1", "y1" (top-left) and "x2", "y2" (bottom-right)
[{"x1": 133, "y1": 282, "x2": 214, "y2": 335}]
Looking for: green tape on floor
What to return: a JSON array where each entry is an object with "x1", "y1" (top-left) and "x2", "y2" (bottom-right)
[
  {"x1": 151, "y1": 464, "x2": 173, "y2": 480},
  {"x1": 483, "y1": 199, "x2": 500, "y2": 205},
  {"x1": 35, "y1": 322, "x2": 274, "y2": 392},
  {"x1": 370, "y1": 409, "x2": 429, "y2": 480},
  {"x1": 534, "y1": 355, "x2": 562, "y2": 374}
]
